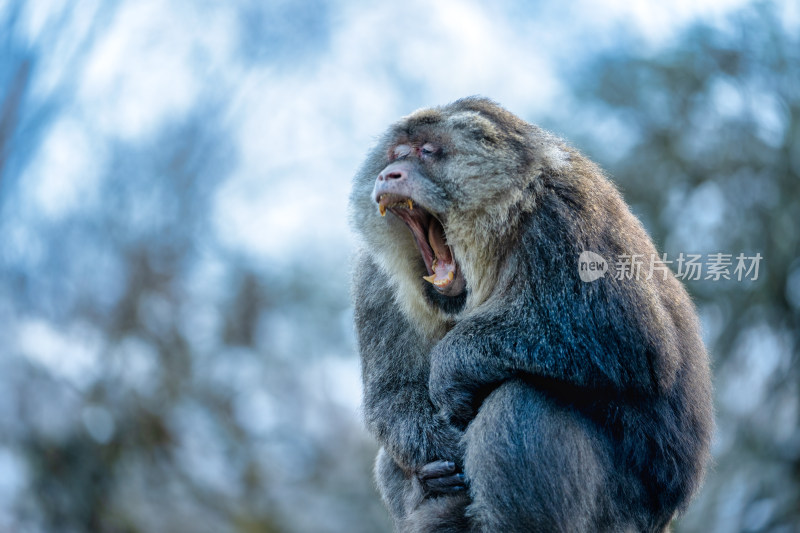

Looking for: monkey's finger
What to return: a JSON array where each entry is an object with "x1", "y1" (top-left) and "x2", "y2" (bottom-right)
[
  {"x1": 427, "y1": 484, "x2": 467, "y2": 495},
  {"x1": 423, "y1": 473, "x2": 467, "y2": 493},
  {"x1": 418, "y1": 460, "x2": 458, "y2": 480}
]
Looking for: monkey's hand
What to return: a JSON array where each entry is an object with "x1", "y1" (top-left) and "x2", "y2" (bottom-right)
[{"x1": 417, "y1": 460, "x2": 468, "y2": 497}]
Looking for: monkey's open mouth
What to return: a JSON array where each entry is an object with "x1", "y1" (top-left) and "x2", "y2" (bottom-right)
[{"x1": 378, "y1": 194, "x2": 466, "y2": 296}]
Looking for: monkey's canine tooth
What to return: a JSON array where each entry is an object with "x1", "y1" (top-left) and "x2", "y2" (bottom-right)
[
  {"x1": 422, "y1": 270, "x2": 454, "y2": 287},
  {"x1": 378, "y1": 194, "x2": 413, "y2": 216}
]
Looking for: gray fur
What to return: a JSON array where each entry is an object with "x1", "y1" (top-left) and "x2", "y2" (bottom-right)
[{"x1": 350, "y1": 97, "x2": 713, "y2": 532}]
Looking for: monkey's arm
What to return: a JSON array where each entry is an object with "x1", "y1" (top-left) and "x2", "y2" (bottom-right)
[
  {"x1": 353, "y1": 252, "x2": 465, "y2": 472},
  {"x1": 429, "y1": 247, "x2": 672, "y2": 427}
]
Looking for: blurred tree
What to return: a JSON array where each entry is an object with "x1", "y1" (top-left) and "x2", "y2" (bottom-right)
[{"x1": 568, "y1": 3, "x2": 800, "y2": 531}]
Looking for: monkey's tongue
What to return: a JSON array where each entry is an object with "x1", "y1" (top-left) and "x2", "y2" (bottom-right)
[{"x1": 423, "y1": 219, "x2": 456, "y2": 287}]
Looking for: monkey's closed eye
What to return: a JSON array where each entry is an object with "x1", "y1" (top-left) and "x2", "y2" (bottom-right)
[
  {"x1": 420, "y1": 143, "x2": 437, "y2": 155},
  {"x1": 392, "y1": 144, "x2": 412, "y2": 160}
]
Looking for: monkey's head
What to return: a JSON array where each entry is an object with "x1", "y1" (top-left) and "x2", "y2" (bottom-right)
[{"x1": 350, "y1": 97, "x2": 571, "y2": 326}]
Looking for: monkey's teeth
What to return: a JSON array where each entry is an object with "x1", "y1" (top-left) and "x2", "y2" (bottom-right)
[
  {"x1": 422, "y1": 275, "x2": 451, "y2": 287},
  {"x1": 378, "y1": 194, "x2": 414, "y2": 216},
  {"x1": 434, "y1": 271, "x2": 455, "y2": 287},
  {"x1": 422, "y1": 264, "x2": 455, "y2": 287}
]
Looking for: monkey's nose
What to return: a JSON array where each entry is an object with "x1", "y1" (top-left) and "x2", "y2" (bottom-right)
[{"x1": 378, "y1": 169, "x2": 407, "y2": 181}]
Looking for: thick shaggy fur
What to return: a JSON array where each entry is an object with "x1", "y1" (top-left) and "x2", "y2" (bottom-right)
[{"x1": 350, "y1": 97, "x2": 713, "y2": 532}]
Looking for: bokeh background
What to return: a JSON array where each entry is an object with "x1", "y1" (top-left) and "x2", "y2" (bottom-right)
[{"x1": 1, "y1": 0, "x2": 798, "y2": 531}]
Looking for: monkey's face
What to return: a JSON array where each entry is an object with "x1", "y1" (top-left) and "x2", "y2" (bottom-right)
[
  {"x1": 370, "y1": 140, "x2": 467, "y2": 297},
  {"x1": 351, "y1": 99, "x2": 552, "y2": 313}
]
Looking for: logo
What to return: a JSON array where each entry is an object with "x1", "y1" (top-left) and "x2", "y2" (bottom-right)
[{"x1": 578, "y1": 251, "x2": 608, "y2": 282}]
